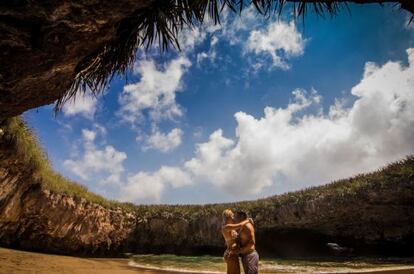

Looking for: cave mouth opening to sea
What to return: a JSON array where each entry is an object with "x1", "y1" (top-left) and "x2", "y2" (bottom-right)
[{"x1": 1, "y1": 1, "x2": 414, "y2": 273}]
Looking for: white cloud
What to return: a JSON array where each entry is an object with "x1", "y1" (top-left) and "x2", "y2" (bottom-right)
[
  {"x1": 82, "y1": 129, "x2": 96, "y2": 143},
  {"x1": 119, "y1": 172, "x2": 165, "y2": 202},
  {"x1": 177, "y1": 26, "x2": 207, "y2": 52},
  {"x1": 119, "y1": 166, "x2": 192, "y2": 203},
  {"x1": 64, "y1": 127, "x2": 188, "y2": 202},
  {"x1": 117, "y1": 8, "x2": 305, "y2": 129},
  {"x1": 188, "y1": 48, "x2": 414, "y2": 196},
  {"x1": 197, "y1": 51, "x2": 217, "y2": 65},
  {"x1": 196, "y1": 35, "x2": 219, "y2": 66},
  {"x1": 245, "y1": 20, "x2": 305, "y2": 69},
  {"x1": 64, "y1": 126, "x2": 127, "y2": 185},
  {"x1": 198, "y1": 8, "x2": 305, "y2": 70},
  {"x1": 219, "y1": 7, "x2": 260, "y2": 45},
  {"x1": 128, "y1": 48, "x2": 414, "y2": 200},
  {"x1": 118, "y1": 56, "x2": 192, "y2": 125},
  {"x1": 62, "y1": 93, "x2": 98, "y2": 119},
  {"x1": 144, "y1": 128, "x2": 183, "y2": 153}
]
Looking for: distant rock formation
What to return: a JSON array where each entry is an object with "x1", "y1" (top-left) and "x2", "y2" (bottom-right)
[
  {"x1": 0, "y1": 139, "x2": 136, "y2": 255},
  {"x1": 1, "y1": 119, "x2": 414, "y2": 257}
]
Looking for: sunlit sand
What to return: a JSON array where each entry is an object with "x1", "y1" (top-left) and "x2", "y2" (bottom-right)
[{"x1": 2, "y1": 248, "x2": 414, "y2": 274}]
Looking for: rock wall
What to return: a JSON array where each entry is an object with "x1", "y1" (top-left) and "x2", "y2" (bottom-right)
[
  {"x1": 253, "y1": 178, "x2": 414, "y2": 257},
  {"x1": 0, "y1": 0, "x2": 152, "y2": 119},
  {"x1": 0, "y1": 144, "x2": 137, "y2": 255},
  {"x1": 0, "y1": 131, "x2": 414, "y2": 257}
]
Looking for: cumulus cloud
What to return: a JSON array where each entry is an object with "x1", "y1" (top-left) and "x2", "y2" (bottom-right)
[
  {"x1": 118, "y1": 56, "x2": 192, "y2": 125},
  {"x1": 245, "y1": 20, "x2": 305, "y2": 69},
  {"x1": 62, "y1": 93, "x2": 98, "y2": 119},
  {"x1": 123, "y1": 48, "x2": 414, "y2": 201},
  {"x1": 188, "y1": 48, "x2": 414, "y2": 196},
  {"x1": 178, "y1": 8, "x2": 305, "y2": 70},
  {"x1": 119, "y1": 166, "x2": 192, "y2": 203},
  {"x1": 143, "y1": 128, "x2": 183, "y2": 153},
  {"x1": 184, "y1": 90, "x2": 323, "y2": 195},
  {"x1": 117, "y1": 8, "x2": 304, "y2": 128},
  {"x1": 64, "y1": 126, "x2": 127, "y2": 185},
  {"x1": 64, "y1": 126, "x2": 189, "y2": 201},
  {"x1": 190, "y1": 7, "x2": 305, "y2": 70},
  {"x1": 205, "y1": 8, "x2": 304, "y2": 70}
]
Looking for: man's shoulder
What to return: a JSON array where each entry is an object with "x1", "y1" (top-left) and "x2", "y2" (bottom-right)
[{"x1": 244, "y1": 222, "x2": 254, "y2": 230}]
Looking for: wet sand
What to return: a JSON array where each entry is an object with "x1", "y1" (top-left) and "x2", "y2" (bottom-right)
[
  {"x1": 1, "y1": 247, "x2": 414, "y2": 274},
  {"x1": 341, "y1": 269, "x2": 414, "y2": 274},
  {"x1": 0, "y1": 247, "x2": 161, "y2": 274},
  {"x1": 337, "y1": 269, "x2": 414, "y2": 274}
]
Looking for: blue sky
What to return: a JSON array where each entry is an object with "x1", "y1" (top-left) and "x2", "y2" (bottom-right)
[{"x1": 25, "y1": 4, "x2": 414, "y2": 204}]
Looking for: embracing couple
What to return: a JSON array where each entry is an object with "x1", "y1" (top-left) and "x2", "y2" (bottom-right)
[{"x1": 222, "y1": 209, "x2": 259, "y2": 274}]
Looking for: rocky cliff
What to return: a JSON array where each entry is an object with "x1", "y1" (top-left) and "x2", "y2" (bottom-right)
[
  {"x1": 0, "y1": 0, "x2": 153, "y2": 119},
  {"x1": 0, "y1": 118, "x2": 413, "y2": 257},
  {"x1": 0, "y1": 144, "x2": 136, "y2": 255}
]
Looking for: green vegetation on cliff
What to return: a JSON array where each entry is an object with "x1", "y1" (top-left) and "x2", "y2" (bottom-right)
[
  {"x1": 1, "y1": 115, "x2": 413, "y2": 217},
  {"x1": 0, "y1": 117, "x2": 135, "y2": 211},
  {"x1": 1, "y1": 116, "x2": 413, "y2": 256}
]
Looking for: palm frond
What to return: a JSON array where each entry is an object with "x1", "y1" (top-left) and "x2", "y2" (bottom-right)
[{"x1": 54, "y1": 0, "x2": 414, "y2": 111}]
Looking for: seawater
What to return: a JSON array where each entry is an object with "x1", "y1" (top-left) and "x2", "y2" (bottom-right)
[{"x1": 129, "y1": 254, "x2": 413, "y2": 273}]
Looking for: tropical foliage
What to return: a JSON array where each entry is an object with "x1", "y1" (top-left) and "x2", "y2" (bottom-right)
[{"x1": 57, "y1": 0, "x2": 414, "y2": 109}]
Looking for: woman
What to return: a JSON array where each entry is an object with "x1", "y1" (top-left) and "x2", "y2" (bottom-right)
[{"x1": 221, "y1": 209, "x2": 251, "y2": 274}]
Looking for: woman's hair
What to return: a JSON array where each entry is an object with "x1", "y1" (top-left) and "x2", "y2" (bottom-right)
[{"x1": 222, "y1": 209, "x2": 233, "y2": 224}]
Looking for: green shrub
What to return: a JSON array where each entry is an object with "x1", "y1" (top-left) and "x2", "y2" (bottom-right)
[
  {"x1": 1, "y1": 117, "x2": 135, "y2": 212},
  {"x1": 1, "y1": 116, "x2": 413, "y2": 217}
]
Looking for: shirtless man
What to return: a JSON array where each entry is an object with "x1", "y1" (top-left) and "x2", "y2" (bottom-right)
[
  {"x1": 222, "y1": 209, "x2": 253, "y2": 274},
  {"x1": 223, "y1": 210, "x2": 259, "y2": 274}
]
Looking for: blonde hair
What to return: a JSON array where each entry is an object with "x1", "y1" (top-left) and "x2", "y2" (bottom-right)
[{"x1": 222, "y1": 209, "x2": 233, "y2": 223}]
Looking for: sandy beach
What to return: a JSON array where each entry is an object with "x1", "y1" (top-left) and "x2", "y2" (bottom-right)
[
  {"x1": 0, "y1": 247, "x2": 159, "y2": 274},
  {"x1": 1, "y1": 247, "x2": 414, "y2": 274}
]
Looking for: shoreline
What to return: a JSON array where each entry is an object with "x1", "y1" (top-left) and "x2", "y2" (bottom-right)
[
  {"x1": 320, "y1": 267, "x2": 414, "y2": 274},
  {"x1": 0, "y1": 247, "x2": 159, "y2": 274},
  {"x1": 1, "y1": 247, "x2": 414, "y2": 274},
  {"x1": 128, "y1": 261, "x2": 222, "y2": 274},
  {"x1": 128, "y1": 261, "x2": 414, "y2": 274}
]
